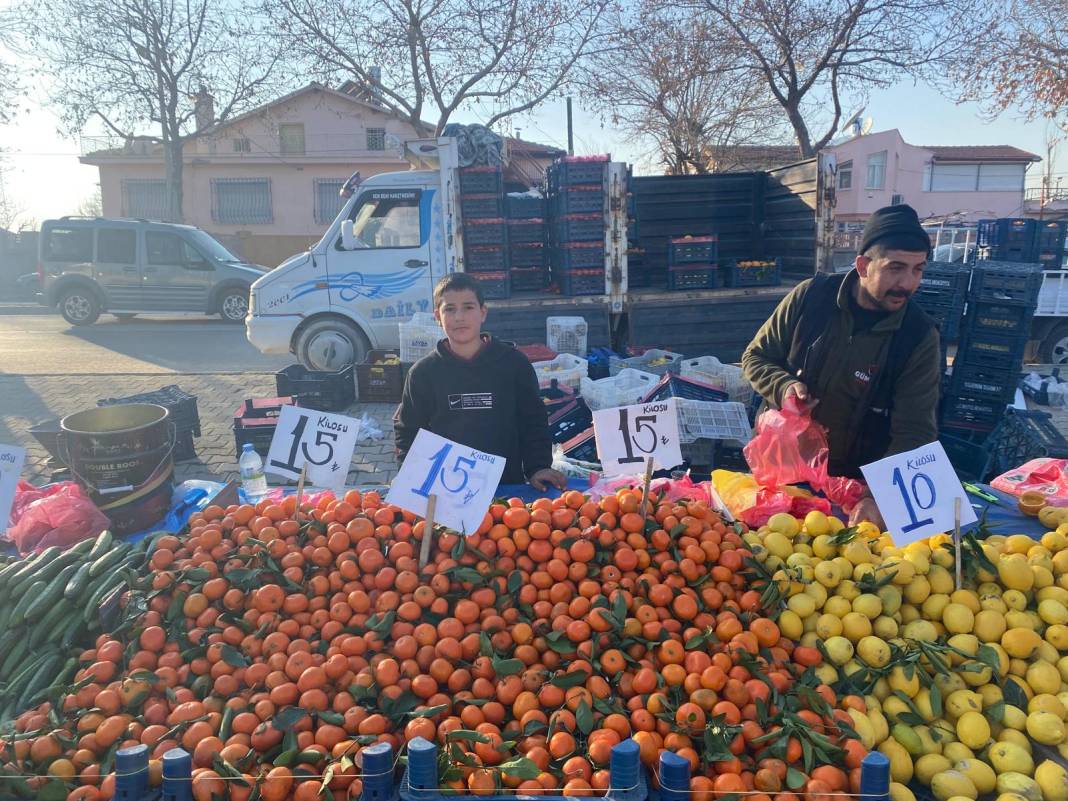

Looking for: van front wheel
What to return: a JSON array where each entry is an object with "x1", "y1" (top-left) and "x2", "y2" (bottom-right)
[
  {"x1": 59, "y1": 289, "x2": 100, "y2": 326},
  {"x1": 296, "y1": 319, "x2": 369, "y2": 372}
]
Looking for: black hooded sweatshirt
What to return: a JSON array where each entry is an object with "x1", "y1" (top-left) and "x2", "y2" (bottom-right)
[{"x1": 393, "y1": 335, "x2": 553, "y2": 484}]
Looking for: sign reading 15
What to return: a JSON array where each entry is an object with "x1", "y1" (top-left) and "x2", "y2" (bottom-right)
[
  {"x1": 413, "y1": 443, "x2": 476, "y2": 498},
  {"x1": 269, "y1": 415, "x2": 337, "y2": 474},
  {"x1": 615, "y1": 407, "x2": 662, "y2": 464}
]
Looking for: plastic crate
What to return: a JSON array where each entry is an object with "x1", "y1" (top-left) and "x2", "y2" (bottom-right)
[
  {"x1": 551, "y1": 185, "x2": 605, "y2": 214},
  {"x1": 533, "y1": 353, "x2": 589, "y2": 389},
  {"x1": 580, "y1": 368, "x2": 659, "y2": 410},
  {"x1": 554, "y1": 214, "x2": 605, "y2": 243},
  {"x1": 920, "y1": 261, "x2": 971, "y2": 294},
  {"x1": 726, "y1": 258, "x2": 782, "y2": 288},
  {"x1": 682, "y1": 438, "x2": 716, "y2": 467},
  {"x1": 458, "y1": 166, "x2": 502, "y2": 194},
  {"x1": 507, "y1": 219, "x2": 546, "y2": 244},
  {"x1": 553, "y1": 242, "x2": 605, "y2": 270},
  {"x1": 233, "y1": 396, "x2": 299, "y2": 459},
  {"x1": 1035, "y1": 220, "x2": 1068, "y2": 269},
  {"x1": 676, "y1": 399, "x2": 752, "y2": 443},
  {"x1": 680, "y1": 356, "x2": 752, "y2": 403},
  {"x1": 939, "y1": 429, "x2": 994, "y2": 482},
  {"x1": 556, "y1": 268, "x2": 605, "y2": 296},
  {"x1": 547, "y1": 316, "x2": 589, "y2": 357},
  {"x1": 174, "y1": 429, "x2": 196, "y2": 462},
  {"x1": 977, "y1": 218, "x2": 1037, "y2": 261},
  {"x1": 548, "y1": 398, "x2": 593, "y2": 444},
  {"x1": 505, "y1": 194, "x2": 546, "y2": 219},
  {"x1": 470, "y1": 270, "x2": 510, "y2": 300},
  {"x1": 610, "y1": 348, "x2": 683, "y2": 377},
  {"x1": 642, "y1": 374, "x2": 729, "y2": 403},
  {"x1": 357, "y1": 350, "x2": 406, "y2": 403},
  {"x1": 667, "y1": 264, "x2": 721, "y2": 290},
  {"x1": 464, "y1": 245, "x2": 507, "y2": 272},
  {"x1": 991, "y1": 408, "x2": 1068, "y2": 471},
  {"x1": 540, "y1": 378, "x2": 576, "y2": 410},
  {"x1": 561, "y1": 428, "x2": 599, "y2": 463},
  {"x1": 98, "y1": 385, "x2": 201, "y2": 437},
  {"x1": 586, "y1": 348, "x2": 620, "y2": 380},
  {"x1": 460, "y1": 194, "x2": 502, "y2": 218},
  {"x1": 550, "y1": 157, "x2": 609, "y2": 186},
  {"x1": 948, "y1": 362, "x2": 1020, "y2": 402},
  {"x1": 964, "y1": 299, "x2": 1034, "y2": 337},
  {"x1": 915, "y1": 299, "x2": 963, "y2": 341},
  {"x1": 955, "y1": 329, "x2": 1028, "y2": 370},
  {"x1": 968, "y1": 261, "x2": 1043, "y2": 304},
  {"x1": 510, "y1": 242, "x2": 547, "y2": 268},
  {"x1": 464, "y1": 219, "x2": 507, "y2": 246},
  {"x1": 941, "y1": 394, "x2": 1009, "y2": 431},
  {"x1": 518, "y1": 343, "x2": 557, "y2": 362},
  {"x1": 510, "y1": 267, "x2": 547, "y2": 292},
  {"x1": 275, "y1": 364, "x2": 356, "y2": 412},
  {"x1": 668, "y1": 236, "x2": 717, "y2": 265},
  {"x1": 399, "y1": 313, "x2": 444, "y2": 364}
]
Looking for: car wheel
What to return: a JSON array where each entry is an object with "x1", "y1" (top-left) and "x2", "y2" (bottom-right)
[
  {"x1": 296, "y1": 319, "x2": 369, "y2": 372},
  {"x1": 1039, "y1": 322, "x2": 1068, "y2": 365},
  {"x1": 59, "y1": 289, "x2": 100, "y2": 326},
  {"x1": 219, "y1": 289, "x2": 249, "y2": 323}
]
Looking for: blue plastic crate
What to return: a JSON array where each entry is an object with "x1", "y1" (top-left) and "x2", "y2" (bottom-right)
[
  {"x1": 667, "y1": 264, "x2": 721, "y2": 290},
  {"x1": 939, "y1": 429, "x2": 994, "y2": 482},
  {"x1": 977, "y1": 218, "x2": 1038, "y2": 261},
  {"x1": 964, "y1": 299, "x2": 1034, "y2": 337},
  {"x1": 668, "y1": 236, "x2": 717, "y2": 265},
  {"x1": 460, "y1": 193, "x2": 502, "y2": 218},
  {"x1": 948, "y1": 362, "x2": 1020, "y2": 402},
  {"x1": 551, "y1": 185, "x2": 605, "y2": 214},
  {"x1": 1035, "y1": 220, "x2": 1068, "y2": 269},
  {"x1": 554, "y1": 213, "x2": 605, "y2": 243},
  {"x1": 508, "y1": 218, "x2": 546, "y2": 244},
  {"x1": 549, "y1": 158, "x2": 609, "y2": 187},
  {"x1": 505, "y1": 194, "x2": 546, "y2": 219},
  {"x1": 556, "y1": 268, "x2": 605, "y2": 296},
  {"x1": 458, "y1": 166, "x2": 503, "y2": 194},
  {"x1": 642, "y1": 374, "x2": 729, "y2": 403},
  {"x1": 920, "y1": 261, "x2": 971, "y2": 294},
  {"x1": 726, "y1": 257, "x2": 781, "y2": 287},
  {"x1": 991, "y1": 408, "x2": 1068, "y2": 473},
  {"x1": 464, "y1": 245, "x2": 507, "y2": 272},
  {"x1": 510, "y1": 266, "x2": 547, "y2": 292},
  {"x1": 548, "y1": 397, "x2": 593, "y2": 443},
  {"x1": 956, "y1": 328, "x2": 1028, "y2": 370},
  {"x1": 470, "y1": 270, "x2": 510, "y2": 299},
  {"x1": 553, "y1": 242, "x2": 605, "y2": 270},
  {"x1": 969, "y1": 260, "x2": 1043, "y2": 304},
  {"x1": 941, "y1": 394, "x2": 1009, "y2": 431},
  {"x1": 464, "y1": 219, "x2": 507, "y2": 246},
  {"x1": 510, "y1": 242, "x2": 547, "y2": 268}
]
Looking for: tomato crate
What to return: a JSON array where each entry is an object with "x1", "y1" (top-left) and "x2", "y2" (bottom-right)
[
  {"x1": 505, "y1": 194, "x2": 546, "y2": 219},
  {"x1": 464, "y1": 245, "x2": 507, "y2": 272},
  {"x1": 548, "y1": 156, "x2": 609, "y2": 187},
  {"x1": 667, "y1": 264, "x2": 721, "y2": 290},
  {"x1": 510, "y1": 266, "x2": 548, "y2": 292},
  {"x1": 667, "y1": 236, "x2": 717, "y2": 265},
  {"x1": 550, "y1": 184, "x2": 605, "y2": 214},
  {"x1": 357, "y1": 350, "x2": 407, "y2": 403},
  {"x1": 725, "y1": 257, "x2": 781, "y2": 287},
  {"x1": 552, "y1": 241, "x2": 604, "y2": 270},
  {"x1": 955, "y1": 329, "x2": 1028, "y2": 370},
  {"x1": 458, "y1": 165, "x2": 503, "y2": 194},
  {"x1": 963, "y1": 299, "x2": 1034, "y2": 337},
  {"x1": 507, "y1": 218, "x2": 546, "y2": 244},
  {"x1": 556, "y1": 268, "x2": 605, "y2": 296},
  {"x1": 519, "y1": 343, "x2": 557, "y2": 362},
  {"x1": 968, "y1": 260, "x2": 1043, "y2": 304},
  {"x1": 459, "y1": 193, "x2": 502, "y2": 218},
  {"x1": 464, "y1": 218, "x2": 507, "y2": 246},
  {"x1": 947, "y1": 362, "x2": 1020, "y2": 403},
  {"x1": 470, "y1": 270, "x2": 510, "y2": 299},
  {"x1": 510, "y1": 241, "x2": 547, "y2": 268},
  {"x1": 233, "y1": 396, "x2": 301, "y2": 459},
  {"x1": 554, "y1": 213, "x2": 605, "y2": 243},
  {"x1": 275, "y1": 363, "x2": 356, "y2": 412}
]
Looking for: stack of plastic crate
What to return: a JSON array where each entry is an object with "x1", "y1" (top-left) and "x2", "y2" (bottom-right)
[
  {"x1": 459, "y1": 166, "x2": 509, "y2": 299},
  {"x1": 913, "y1": 261, "x2": 969, "y2": 342},
  {"x1": 548, "y1": 156, "x2": 608, "y2": 296},
  {"x1": 667, "y1": 236, "x2": 718, "y2": 290},
  {"x1": 1034, "y1": 220, "x2": 1068, "y2": 269},
  {"x1": 976, "y1": 218, "x2": 1038, "y2": 263},
  {"x1": 505, "y1": 194, "x2": 548, "y2": 292},
  {"x1": 942, "y1": 261, "x2": 1041, "y2": 440}
]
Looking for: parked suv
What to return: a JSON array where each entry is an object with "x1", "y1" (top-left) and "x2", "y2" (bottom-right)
[{"x1": 38, "y1": 217, "x2": 268, "y2": 325}]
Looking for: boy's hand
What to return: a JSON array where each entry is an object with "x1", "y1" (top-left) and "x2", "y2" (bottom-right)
[{"x1": 529, "y1": 468, "x2": 568, "y2": 492}]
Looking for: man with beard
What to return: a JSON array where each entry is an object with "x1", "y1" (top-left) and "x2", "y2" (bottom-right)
[{"x1": 741, "y1": 204, "x2": 941, "y2": 527}]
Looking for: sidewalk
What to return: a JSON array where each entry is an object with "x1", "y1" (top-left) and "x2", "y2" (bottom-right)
[
  {"x1": 0, "y1": 303, "x2": 49, "y2": 315},
  {"x1": 0, "y1": 373, "x2": 400, "y2": 486}
]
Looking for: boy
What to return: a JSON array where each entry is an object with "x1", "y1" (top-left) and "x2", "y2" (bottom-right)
[{"x1": 394, "y1": 273, "x2": 568, "y2": 491}]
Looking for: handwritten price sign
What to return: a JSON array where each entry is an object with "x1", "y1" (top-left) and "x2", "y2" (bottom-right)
[
  {"x1": 861, "y1": 441, "x2": 976, "y2": 546},
  {"x1": 265, "y1": 405, "x2": 361, "y2": 491},
  {"x1": 592, "y1": 399, "x2": 683, "y2": 476},
  {"x1": 0, "y1": 444, "x2": 26, "y2": 535},
  {"x1": 387, "y1": 430, "x2": 506, "y2": 535}
]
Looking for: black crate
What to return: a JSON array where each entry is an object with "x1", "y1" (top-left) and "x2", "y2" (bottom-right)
[
  {"x1": 510, "y1": 267, "x2": 548, "y2": 292},
  {"x1": 916, "y1": 298, "x2": 964, "y2": 341},
  {"x1": 460, "y1": 193, "x2": 503, "y2": 218},
  {"x1": 550, "y1": 158, "x2": 609, "y2": 187},
  {"x1": 1035, "y1": 220, "x2": 1067, "y2": 269},
  {"x1": 98, "y1": 385, "x2": 201, "y2": 437},
  {"x1": 969, "y1": 261, "x2": 1043, "y2": 304},
  {"x1": 956, "y1": 329, "x2": 1029, "y2": 370},
  {"x1": 920, "y1": 261, "x2": 971, "y2": 294},
  {"x1": 275, "y1": 364, "x2": 355, "y2": 412},
  {"x1": 642, "y1": 374, "x2": 728, "y2": 403},
  {"x1": 506, "y1": 195, "x2": 546, "y2": 219},
  {"x1": 554, "y1": 214, "x2": 605, "y2": 243},
  {"x1": 470, "y1": 271, "x2": 510, "y2": 300},
  {"x1": 667, "y1": 264, "x2": 721, "y2": 290},
  {"x1": 509, "y1": 242, "x2": 547, "y2": 268},
  {"x1": 357, "y1": 350, "x2": 407, "y2": 403},
  {"x1": 939, "y1": 429, "x2": 994, "y2": 482},
  {"x1": 548, "y1": 398, "x2": 593, "y2": 444},
  {"x1": 464, "y1": 219, "x2": 507, "y2": 246},
  {"x1": 465, "y1": 245, "x2": 508, "y2": 273},
  {"x1": 561, "y1": 429, "x2": 598, "y2": 463},
  {"x1": 964, "y1": 299, "x2": 1034, "y2": 337},
  {"x1": 550, "y1": 185, "x2": 605, "y2": 214},
  {"x1": 459, "y1": 166, "x2": 503, "y2": 194},
  {"x1": 233, "y1": 396, "x2": 300, "y2": 459},
  {"x1": 977, "y1": 218, "x2": 1037, "y2": 261},
  {"x1": 556, "y1": 269, "x2": 604, "y2": 296},
  {"x1": 726, "y1": 258, "x2": 782, "y2": 288},
  {"x1": 507, "y1": 219, "x2": 546, "y2": 244},
  {"x1": 948, "y1": 362, "x2": 1020, "y2": 402},
  {"x1": 668, "y1": 236, "x2": 718, "y2": 265},
  {"x1": 941, "y1": 395, "x2": 1008, "y2": 430},
  {"x1": 553, "y1": 242, "x2": 604, "y2": 270},
  {"x1": 992, "y1": 408, "x2": 1068, "y2": 472},
  {"x1": 174, "y1": 428, "x2": 196, "y2": 462}
]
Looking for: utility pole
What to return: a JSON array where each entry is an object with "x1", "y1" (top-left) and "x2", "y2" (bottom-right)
[{"x1": 566, "y1": 97, "x2": 574, "y2": 156}]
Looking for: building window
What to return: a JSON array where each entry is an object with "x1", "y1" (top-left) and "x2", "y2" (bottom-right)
[
  {"x1": 366, "y1": 127, "x2": 386, "y2": 151},
  {"x1": 926, "y1": 163, "x2": 978, "y2": 192},
  {"x1": 891, "y1": 193, "x2": 904, "y2": 206},
  {"x1": 43, "y1": 227, "x2": 93, "y2": 262},
  {"x1": 122, "y1": 179, "x2": 169, "y2": 219},
  {"x1": 314, "y1": 179, "x2": 347, "y2": 225},
  {"x1": 211, "y1": 178, "x2": 273, "y2": 224},
  {"x1": 866, "y1": 151, "x2": 886, "y2": 190},
  {"x1": 97, "y1": 228, "x2": 136, "y2": 263},
  {"x1": 279, "y1": 123, "x2": 305, "y2": 155},
  {"x1": 838, "y1": 160, "x2": 852, "y2": 190},
  {"x1": 978, "y1": 163, "x2": 1025, "y2": 191},
  {"x1": 233, "y1": 138, "x2": 251, "y2": 153}
]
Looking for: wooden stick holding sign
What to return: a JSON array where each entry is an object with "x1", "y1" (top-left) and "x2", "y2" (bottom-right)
[
  {"x1": 294, "y1": 464, "x2": 308, "y2": 523},
  {"x1": 418, "y1": 494, "x2": 438, "y2": 569},
  {"x1": 640, "y1": 457, "x2": 654, "y2": 520},
  {"x1": 954, "y1": 497, "x2": 962, "y2": 591}
]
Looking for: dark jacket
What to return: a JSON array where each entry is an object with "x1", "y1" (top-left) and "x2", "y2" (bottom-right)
[
  {"x1": 393, "y1": 335, "x2": 553, "y2": 484},
  {"x1": 741, "y1": 270, "x2": 942, "y2": 477}
]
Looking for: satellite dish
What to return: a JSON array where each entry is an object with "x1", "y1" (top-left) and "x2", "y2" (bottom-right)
[
  {"x1": 860, "y1": 117, "x2": 874, "y2": 136},
  {"x1": 841, "y1": 108, "x2": 865, "y2": 133}
]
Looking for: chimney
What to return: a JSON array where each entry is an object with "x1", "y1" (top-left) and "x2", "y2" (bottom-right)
[{"x1": 194, "y1": 85, "x2": 215, "y2": 131}]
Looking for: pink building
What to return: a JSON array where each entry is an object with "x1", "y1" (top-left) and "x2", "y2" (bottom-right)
[{"x1": 80, "y1": 83, "x2": 562, "y2": 267}]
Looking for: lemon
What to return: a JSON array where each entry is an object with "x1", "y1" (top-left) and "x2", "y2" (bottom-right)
[
  {"x1": 891, "y1": 783, "x2": 917, "y2": 801},
  {"x1": 914, "y1": 688, "x2": 936, "y2": 720},
  {"x1": 874, "y1": 616, "x2": 900, "y2": 639},
  {"x1": 824, "y1": 635, "x2": 854, "y2": 665},
  {"x1": 883, "y1": 695, "x2": 912, "y2": 721},
  {"x1": 777, "y1": 609, "x2": 803, "y2": 640},
  {"x1": 1002, "y1": 704, "x2": 1028, "y2": 731},
  {"x1": 988, "y1": 741, "x2": 1034, "y2": 776},
  {"x1": 824, "y1": 595, "x2": 852, "y2": 618},
  {"x1": 1027, "y1": 661, "x2": 1063, "y2": 696},
  {"x1": 857, "y1": 635, "x2": 891, "y2": 667},
  {"x1": 903, "y1": 619, "x2": 938, "y2": 642},
  {"x1": 950, "y1": 589, "x2": 981, "y2": 613},
  {"x1": 997, "y1": 774, "x2": 1043, "y2": 801},
  {"x1": 935, "y1": 672, "x2": 968, "y2": 697},
  {"x1": 764, "y1": 531, "x2": 794, "y2": 560},
  {"x1": 947, "y1": 634, "x2": 979, "y2": 664},
  {"x1": 812, "y1": 534, "x2": 837, "y2": 559},
  {"x1": 974, "y1": 609, "x2": 1008, "y2": 642},
  {"x1": 1040, "y1": 598, "x2": 1068, "y2": 625},
  {"x1": 1000, "y1": 557, "x2": 1035, "y2": 591},
  {"x1": 946, "y1": 690, "x2": 983, "y2": 720},
  {"x1": 1026, "y1": 710, "x2": 1066, "y2": 745},
  {"x1": 943, "y1": 743, "x2": 974, "y2": 764},
  {"x1": 842, "y1": 539, "x2": 875, "y2": 565},
  {"x1": 814, "y1": 561, "x2": 841, "y2": 588},
  {"x1": 916, "y1": 754, "x2": 953, "y2": 783},
  {"x1": 956, "y1": 711, "x2": 991, "y2": 750},
  {"x1": 1003, "y1": 627, "x2": 1043, "y2": 659},
  {"x1": 923, "y1": 594, "x2": 952, "y2": 621},
  {"x1": 838, "y1": 578, "x2": 862, "y2": 601},
  {"x1": 1001, "y1": 728, "x2": 1034, "y2": 753},
  {"x1": 887, "y1": 665, "x2": 920, "y2": 698},
  {"x1": 978, "y1": 684, "x2": 1003, "y2": 709},
  {"x1": 1004, "y1": 589, "x2": 1030, "y2": 611},
  {"x1": 1029, "y1": 693, "x2": 1067, "y2": 720},
  {"x1": 768, "y1": 512, "x2": 800, "y2": 537},
  {"x1": 787, "y1": 592, "x2": 816, "y2": 618},
  {"x1": 880, "y1": 738, "x2": 914, "y2": 783},
  {"x1": 931, "y1": 771, "x2": 978, "y2": 801},
  {"x1": 803, "y1": 510, "x2": 831, "y2": 536},
  {"x1": 890, "y1": 558, "x2": 917, "y2": 585},
  {"x1": 929, "y1": 565, "x2": 955, "y2": 594},
  {"x1": 1059, "y1": 655, "x2": 1068, "y2": 682},
  {"x1": 955, "y1": 760, "x2": 997, "y2": 795},
  {"x1": 943, "y1": 603, "x2": 975, "y2": 634},
  {"x1": 843, "y1": 612, "x2": 873, "y2": 641},
  {"x1": 1035, "y1": 760, "x2": 1068, "y2": 801}
]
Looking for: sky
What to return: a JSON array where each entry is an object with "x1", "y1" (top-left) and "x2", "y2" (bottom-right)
[{"x1": 0, "y1": 75, "x2": 1059, "y2": 230}]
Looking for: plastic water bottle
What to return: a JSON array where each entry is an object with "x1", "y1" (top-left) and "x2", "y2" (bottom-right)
[{"x1": 239, "y1": 444, "x2": 268, "y2": 503}]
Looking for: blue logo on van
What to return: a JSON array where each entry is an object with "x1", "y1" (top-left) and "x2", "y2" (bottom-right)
[{"x1": 291, "y1": 269, "x2": 425, "y2": 302}]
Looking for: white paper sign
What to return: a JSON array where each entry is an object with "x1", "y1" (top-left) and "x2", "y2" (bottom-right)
[
  {"x1": 387, "y1": 429, "x2": 506, "y2": 535},
  {"x1": 265, "y1": 405, "x2": 361, "y2": 490},
  {"x1": 860, "y1": 441, "x2": 977, "y2": 546},
  {"x1": 0, "y1": 444, "x2": 26, "y2": 535},
  {"x1": 592, "y1": 398, "x2": 684, "y2": 476}
]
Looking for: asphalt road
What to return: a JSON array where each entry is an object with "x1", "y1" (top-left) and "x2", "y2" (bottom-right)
[{"x1": 0, "y1": 312, "x2": 293, "y2": 375}]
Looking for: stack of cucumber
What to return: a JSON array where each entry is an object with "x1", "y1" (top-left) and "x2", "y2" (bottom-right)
[{"x1": 0, "y1": 530, "x2": 149, "y2": 721}]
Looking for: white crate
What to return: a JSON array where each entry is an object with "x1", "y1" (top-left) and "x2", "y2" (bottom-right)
[
  {"x1": 547, "y1": 316, "x2": 589, "y2": 357},
  {"x1": 579, "y1": 368, "x2": 659, "y2": 410},
  {"x1": 681, "y1": 356, "x2": 753, "y2": 403},
  {"x1": 399, "y1": 313, "x2": 444, "y2": 364},
  {"x1": 609, "y1": 348, "x2": 683, "y2": 377},
  {"x1": 676, "y1": 399, "x2": 752, "y2": 444},
  {"x1": 533, "y1": 353, "x2": 589, "y2": 389}
]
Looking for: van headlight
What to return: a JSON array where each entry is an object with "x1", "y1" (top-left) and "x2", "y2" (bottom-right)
[{"x1": 248, "y1": 287, "x2": 258, "y2": 314}]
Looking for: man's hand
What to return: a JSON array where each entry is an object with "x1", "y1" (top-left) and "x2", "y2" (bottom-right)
[
  {"x1": 848, "y1": 496, "x2": 885, "y2": 530},
  {"x1": 529, "y1": 468, "x2": 568, "y2": 492},
  {"x1": 784, "y1": 381, "x2": 817, "y2": 408}
]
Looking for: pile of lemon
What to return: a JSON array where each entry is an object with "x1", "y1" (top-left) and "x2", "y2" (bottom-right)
[{"x1": 744, "y1": 510, "x2": 1068, "y2": 801}]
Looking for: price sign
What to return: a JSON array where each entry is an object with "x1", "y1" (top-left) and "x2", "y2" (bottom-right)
[
  {"x1": 592, "y1": 399, "x2": 683, "y2": 476},
  {"x1": 0, "y1": 444, "x2": 26, "y2": 535},
  {"x1": 860, "y1": 441, "x2": 976, "y2": 546},
  {"x1": 265, "y1": 405, "x2": 361, "y2": 490},
  {"x1": 387, "y1": 429, "x2": 506, "y2": 535}
]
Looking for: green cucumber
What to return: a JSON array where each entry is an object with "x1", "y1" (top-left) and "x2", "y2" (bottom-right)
[
  {"x1": 24, "y1": 563, "x2": 79, "y2": 623},
  {"x1": 3, "y1": 650, "x2": 46, "y2": 695},
  {"x1": 60, "y1": 616, "x2": 89, "y2": 650},
  {"x1": 87, "y1": 543, "x2": 129, "y2": 578},
  {"x1": 9, "y1": 547, "x2": 61, "y2": 588},
  {"x1": 29, "y1": 599, "x2": 72, "y2": 648},
  {"x1": 17, "y1": 653, "x2": 60, "y2": 711},
  {"x1": 0, "y1": 637, "x2": 28, "y2": 679},
  {"x1": 82, "y1": 572, "x2": 128, "y2": 623},
  {"x1": 10, "y1": 580, "x2": 45, "y2": 624},
  {"x1": 64, "y1": 562, "x2": 92, "y2": 600},
  {"x1": 85, "y1": 530, "x2": 113, "y2": 563}
]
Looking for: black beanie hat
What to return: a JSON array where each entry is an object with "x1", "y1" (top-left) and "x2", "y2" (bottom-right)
[{"x1": 859, "y1": 204, "x2": 930, "y2": 256}]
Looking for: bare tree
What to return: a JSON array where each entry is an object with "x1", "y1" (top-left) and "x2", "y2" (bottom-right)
[
  {"x1": 583, "y1": 4, "x2": 787, "y2": 174},
  {"x1": 0, "y1": 9, "x2": 25, "y2": 124},
  {"x1": 265, "y1": 0, "x2": 611, "y2": 135},
  {"x1": 21, "y1": 0, "x2": 282, "y2": 222},
  {"x1": 76, "y1": 187, "x2": 104, "y2": 219},
  {"x1": 698, "y1": 0, "x2": 970, "y2": 157}
]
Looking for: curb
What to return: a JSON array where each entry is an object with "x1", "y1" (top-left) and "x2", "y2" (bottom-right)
[{"x1": 0, "y1": 304, "x2": 50, "y2": 315}]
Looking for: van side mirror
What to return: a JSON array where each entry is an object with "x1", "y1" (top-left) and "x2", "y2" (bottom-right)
[{"x1": 341, "y1": 220, "x2": 358, "y2": 251}]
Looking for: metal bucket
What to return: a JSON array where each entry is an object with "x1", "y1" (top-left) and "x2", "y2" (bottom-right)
[{"x1": 60, "y1": 403, "x2": 175, "y2": 535}]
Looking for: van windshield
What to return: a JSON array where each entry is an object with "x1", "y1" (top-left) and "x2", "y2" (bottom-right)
[{"x1": 188, "y1": 230, "x2": 242, "y2": 263}]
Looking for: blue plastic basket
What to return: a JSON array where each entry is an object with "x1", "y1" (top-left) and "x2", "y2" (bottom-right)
[{"x1": 642, "y1": 374, "x2": 729, "y2": 403}]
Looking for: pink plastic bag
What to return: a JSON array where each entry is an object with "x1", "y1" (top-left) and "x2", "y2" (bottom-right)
[
  {"x1": 743, "y1": 397, "x2": 866, "y2": 511},
  {"x1": 6, "y1": 483, "x2": 110, "y2": 554},
  {"x1": 8, "y1": 480, "x2": 67, "y2": 529},
  {"x1": 740, "y1": 488, "x2": 833, "y2": 528},
  {"x1": 991, "y1": 458, "x2": 1068, "y2": 502}
]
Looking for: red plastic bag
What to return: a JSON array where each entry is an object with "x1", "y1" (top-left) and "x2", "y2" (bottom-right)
[
  {"x1": 7, "y1": 480, "x2": 66, "y2": 530},
  {"x1": 6, "y1": 482, "x2": 110, "y2": 554},
  {"x1": 743, "y1": 397, "x2": 867, "y2": 511},
  {"x1": 739, "y1": 489, "x2": 833, "y2": 528}
]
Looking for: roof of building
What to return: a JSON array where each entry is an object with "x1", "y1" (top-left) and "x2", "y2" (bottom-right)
[{"x1": 923, "y1": 144, "x2": 1042, "y2": 163}]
